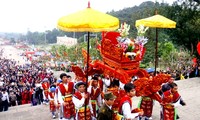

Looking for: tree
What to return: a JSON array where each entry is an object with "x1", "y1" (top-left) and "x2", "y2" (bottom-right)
[
  {"x1": 166, "y1": 0, "x2": 200, "y2": 56},
  {"x1": 10, "y1": 37, "x2": 16, "y2": 44}
]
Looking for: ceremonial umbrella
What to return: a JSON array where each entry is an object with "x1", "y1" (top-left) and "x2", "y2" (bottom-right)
[
  {"x1": 57, "y1": 1, "x2": 119, "y2": 81},
  {"x1": 57, "y1": 1, "x2": 119, "y2": 118},
  {"x1": 135, "y1": 14, "x2": 176, "y2": 74}
]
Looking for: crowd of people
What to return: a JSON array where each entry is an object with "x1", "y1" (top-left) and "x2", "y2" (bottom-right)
[
  {"x1": 0, "y1": 57, "x2": 56, "y2": 112},
  {"x1": 0, "y1": 58, "x2": 187, "y2": 120},
  {"x1": 1, "y1": 51, "x2": 199, "y2": 120},
  {"x1": 155, "y1": 59, "x2": 200, "y2": 81}
]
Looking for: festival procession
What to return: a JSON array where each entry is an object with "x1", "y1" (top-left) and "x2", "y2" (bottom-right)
[{"x1": 0, "y1": 0, "x2": 200, "y2": 120}]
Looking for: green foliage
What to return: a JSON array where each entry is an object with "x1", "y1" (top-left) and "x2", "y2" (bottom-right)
[
  {"x1": 108, "y1": 0, "x2": 199, "y2": 68},
  {"x1": 166, "y1": 0, "x2": 200, "y2": 56},
  {"x1": 139, "y1": 63, "x2": 146, "y2": 68},
  {"x1": 160, "y1": 41, "x2": 175, "y2": 61},
  {"x1": 26, "y1": 31, "x2": 45, "y2": 45},
  {"x1": 10, "y1": 38, "x2": 16, "y2": 44}
]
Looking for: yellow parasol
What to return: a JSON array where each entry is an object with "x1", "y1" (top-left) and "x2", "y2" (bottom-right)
[
  {"x1": 57, "y1": 1, "x2": 119, "y2": 77},
  {"x1": 135, "y1": 14, "x2": 176, "y2": 74},
  {"x1": 57, "y1": 7, "x2": 119, "y2": 32},
  {"x1": 135, "y1": 14, "x2": 176, "y2": 28},
  {"x1": 57, "y1": 1, "x2": 119, "y2": 74},
  {"x1": 57, "y1": 2, "x2": 119, "y2": 118}
]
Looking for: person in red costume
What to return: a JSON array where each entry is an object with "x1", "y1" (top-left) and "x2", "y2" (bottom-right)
[
  {"x1": 138, "y1": 75, "x2": 158, "y2": 120},
  {"x1": 41, "y1": 78, "x2": 50, "y2": 104},
  {"x1": 21, "y1": 87, "x2": 30, "y2": 104},
  {"x1": 107, "y1": 79, "x2": 126, "y2": 113},
  {"x1": 72, "y1": 81, "x2": 93, "y2": 120},
  {"x1": 87, "y1": 76, "x2": 102, "y2": 117},
  {"x1": 57, "y1": 73, "x2": 75, "y2": 120},
  {"x1": 160, "y1": 82, "x2": 186, "y2": 120},
  {"x1": 93, "y1": 74, "x2": 104, "y2": 92},
  {"x1": 118, "y1": 83, "x2": 143, "y2": 120},
  {"x1": 48, "y1": 85, "x2": 57, "y2": 119}
]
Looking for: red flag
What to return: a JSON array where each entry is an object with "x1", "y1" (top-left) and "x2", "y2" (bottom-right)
[
  {"x1": 197, "y1": 42, "x2": 200, "y2": 55},
  {"x1": 192, "y1": 57, "x2": 197, "y2": 67},
  {"x1": 63, "y1": 51, "x2": 68, "y2": 57},
  {"x1": 56, "y1": 52, "x2": 60, "y2": 58},
  {"x1": 96, "y1": 40, "x2": 101, "y2": 51},
  {"x1": 192, "y1": 58, "x2": 197, "y2": 63}
]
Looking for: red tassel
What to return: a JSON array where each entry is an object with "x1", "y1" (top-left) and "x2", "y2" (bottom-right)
[{"x1": 87, "y1": 1, "x2": 90, "y2": 8}]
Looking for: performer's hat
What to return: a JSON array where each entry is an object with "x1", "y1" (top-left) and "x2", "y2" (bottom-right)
[
  {"x1": 50, "y1": 85, "x2": 56, "y2": 92},
  {"x1": 75, "y1": 81, "x2": 86, "y2": 89},
  {"x1": 104, "y1": 92, "x2": 116, "y2": 100},
  {"x1": 92, "y1": 76, "x2": 98, "y2": 81},
  {"x1": 94, "y1": 73, "x2": 100, "y2": 77}
]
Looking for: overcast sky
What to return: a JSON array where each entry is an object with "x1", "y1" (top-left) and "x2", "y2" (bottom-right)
[{"x1": 0, "y1": 0, "x2": 175, "y2": 33}]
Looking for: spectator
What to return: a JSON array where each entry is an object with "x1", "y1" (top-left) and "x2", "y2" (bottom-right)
[
  {"x1": 9, "y1": 91, "x2": 17, "y2": 106},
  {"x1": 1, "y1": 88, "x2": 10, "y2": 112}
]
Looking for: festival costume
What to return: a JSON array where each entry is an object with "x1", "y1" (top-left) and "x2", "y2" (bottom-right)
[
  {"x1": 48, "y1": 92, "x2": 56, "y2": 112},
  {"x1": 88, "y1": 86, "x2": 102, "y2": 117},
  {"x1": 42, "y1": 82, "x2": 50, "y2": 101},
  {"x1": 138, "y1": 96, "x2": 153, "y2": 120},
  {"x1": 118, "y1": 95, "x2": 140, "y2": 120},
  {"x1": 21, "y1": 90, "x2": 30, "y2": 104},
  {"x1": 48, "y1": 91, "x2": 56, "y2": 119},
  {"x1": 58, "y1": 82, "x2": 75, "y2": 119},
  {"x1": 97, "y1": 79, "x2": 103, "y2": 92},
  {"x1": 161, "y1": 90, "x2": 181, "y2": 120},
  {"x1": 107, "y1": 88, "x2": 126, "y2": 112},
  {"x1": 89, "y1": 79, "x2": 104, "y2": 91},
  {"x1": 72, "y1": 91, "x2": 93, "y2": 120}
]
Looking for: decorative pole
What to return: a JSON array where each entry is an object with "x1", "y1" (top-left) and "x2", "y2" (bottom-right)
[{"x1": 154, "y1": 2, "x2": 158, "y2": 76}]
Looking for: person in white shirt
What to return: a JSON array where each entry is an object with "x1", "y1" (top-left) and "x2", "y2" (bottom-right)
[
  {"x1": 87, "y1": 76, "x2": 102, "y2": 117},
  {"x1": 0, "y1": 78, "x2": 4, "y2": 87},
  {"x1": 48, "y1": 85, "x2": 57, "y2": 119},
  {"x1": 118, "y1": 83, "x2": 143, "y2": 120},
  {"x1": 72, "y1": 82, "x2": 93, "y2": 120},
  {"x1": 57, "y1": 73, "x2": 75, "y2": 120},
  {"x1": 1, "y1": 88, "x2": 10, "y2": 112}
]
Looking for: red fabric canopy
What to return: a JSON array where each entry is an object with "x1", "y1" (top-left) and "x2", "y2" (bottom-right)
[{"x1": 104, "y1": 32, "x2": 120, "y2": 45}]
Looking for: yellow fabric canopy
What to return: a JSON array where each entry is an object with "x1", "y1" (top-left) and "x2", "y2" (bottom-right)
[
  {"x1": 57, "y1": 7, "x2": 119, "y2": 32},
  {"x1": 135, "y1": 14, "x2": 176, "y2": 28}
]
